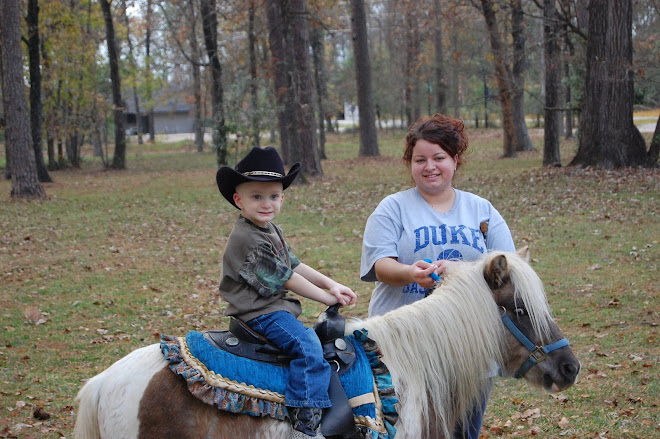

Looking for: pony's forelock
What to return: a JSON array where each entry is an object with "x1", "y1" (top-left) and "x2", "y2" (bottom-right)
[{"x1": 503, "y1": 253, "x2": 553, "y2": 343}]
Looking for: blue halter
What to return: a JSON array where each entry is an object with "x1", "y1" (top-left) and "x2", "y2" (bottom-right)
[{"x1": 500, "y1": 308, "x2": 570, "y2": 379}]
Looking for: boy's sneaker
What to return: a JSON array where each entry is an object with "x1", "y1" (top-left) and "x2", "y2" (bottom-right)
[
  {"x1": 290, "y1": 407, "x2": 324, "y2": 438},
  {"x1": 290, "y1": 429, "x2": 324, "y2": 439}
]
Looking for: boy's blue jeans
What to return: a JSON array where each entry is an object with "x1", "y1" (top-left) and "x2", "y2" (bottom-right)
[{"x1": 248, "y1": 311, "x2": 332, "y2": 409}]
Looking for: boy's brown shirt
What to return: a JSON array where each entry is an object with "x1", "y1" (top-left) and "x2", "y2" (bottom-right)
[{"x1": 219, "y1": 216, "x2": 302, "y2": 322}]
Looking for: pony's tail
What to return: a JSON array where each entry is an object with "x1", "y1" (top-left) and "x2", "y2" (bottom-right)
[{"x1": 73, "y1": 373, "x2": 104, "y2": 439}]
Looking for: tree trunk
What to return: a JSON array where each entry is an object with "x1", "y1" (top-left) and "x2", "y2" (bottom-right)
[
  {"x1": 1, "y1": 30, "x2": 8, "y2": 180},
  {"x1": 40, "y1": 45, "x2": 58, "y2": 171},
  {"x1": 187, "y1": 0, "x2": 204, "y2": 152},
  {"x1": 121, "y1": 0, "x2": 144, "y2": 145},
  {"x1": 404, "y1": 9, "x2": 422, "y2": 128},
  {"x1": 511, "y1": 0, "x2": 533, "y2": 152},
  {"x1": 290, "y1": 0, "x2": 322, "y2": 176},
  {"x1": 51, "y1": 79, "x2": 64, "y2": 169},
  {"x1": 248, "y1": 1, "x2": 260, "y2": 148},
  {"x1": 282, "y1": 1, "x2": 303, "y2": 166},
  {"x1": 67, "y1": 132, "x2": 82, "y2": 168},
  {"x1": 200, "y1": 0, "x2": 227, "y2": 166},
  {"x1": 100, "y1": 0, "x2": 127, "y2": 170},
  {"x1": 0, "y1": 0, "x2": 46, "y2": 199},
  {"x1": 543, "y1": 0, "x2": 561, "y2": 166},
  {"x1": 310, "y1": 26, "x2": 327, "y2": 159},
  {"x1": 91, "y1": 109, "x2": 105, "y2": 159},
  {"x1": 480, "y1": 0, "x2": 517, "y2": 157},
  {"x1": 350, "y1": 0, "x2": 379, "y2": 157},
  {"x1": 570, "y1": 0, "x2": 648, "y2": 168},
  {"x1": 563, "y1": 28, "x2": 574, "y2": 139},
  {"x1": 27, "y1": 0, "x2": 52, "y2": 182},
  {"x1": 483, "y1": 75, "x2": 489, "y2": 128},
  {"x1": 191, "y1": 58, "x2": 203, "y2": 152},
  {"x1": 398, "y1": 4, "x2": 422, "y2": 123},
  {"x1": 433, "y1": 0, "x2": 447, "y2": 114},
  {"x1": 265, "y1": 0, "x2": 291, "y2": 162},
  {"x1": 145, "y1": 0, "x2": 155, "y2": 143},
  {"x1": 450, "y1": 22, "x2": 460, "y2": 118}
]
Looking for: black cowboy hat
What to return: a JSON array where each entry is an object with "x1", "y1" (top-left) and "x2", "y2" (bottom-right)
[{"x1": 216, "y1": 146, "x2": 301, "y2": 208}]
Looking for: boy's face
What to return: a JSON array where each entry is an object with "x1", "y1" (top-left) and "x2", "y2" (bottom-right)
[{"x1": 233, "y1": 181, "x2": 284, "y2": 227}]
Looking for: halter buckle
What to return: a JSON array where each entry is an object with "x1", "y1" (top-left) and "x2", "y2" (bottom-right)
[{"x1": 530, "y1": 346, "x2": 547, "y2": 363}]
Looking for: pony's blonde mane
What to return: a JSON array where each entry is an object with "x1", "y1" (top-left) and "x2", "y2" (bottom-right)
[{"x1": 346, "y1": 252, "x2": 552, "y2": 438}]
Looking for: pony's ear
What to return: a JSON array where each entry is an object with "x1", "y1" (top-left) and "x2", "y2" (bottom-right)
[
  {"x1": 517, "y1": 246, "x2": 530, "y2": 261},
  {"x1": 484, "y1": 254, "x2": 509, "y2": 290}
]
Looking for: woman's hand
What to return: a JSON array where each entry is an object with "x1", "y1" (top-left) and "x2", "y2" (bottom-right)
[
  {"x1": 412, "y1": 259, "x2": 462, "y2": 288},
  {"x1": 375, "y1": 257, "x2": 462, "y2": 288},
  {"x1": 410, "y1": 259, "x2": 439, "y2": 288}
]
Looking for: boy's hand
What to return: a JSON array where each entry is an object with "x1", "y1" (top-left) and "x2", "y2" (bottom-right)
[
  {"x1": 328, "y1": 283, "x2": 357, "y2": 307},
  {"x1": 288, "y1": 264, "x2": 357, "y2": 306}
]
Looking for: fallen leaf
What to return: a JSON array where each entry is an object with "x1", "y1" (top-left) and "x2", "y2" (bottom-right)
[
  {"x1": 558, "y1": 417, "x2": 570, "y2": 429},
  {"x1": 608, "y1": 298, "x2": 621, "y2": 307},
  {"x1": 520, "y1": 408, "x2": 541, "y2": 421},
  {"x1": 551, "y1": 394, "x2": 569, "y2": 404},
  {"x1": 489, "y1": 425, "x2": 505, "y2": 434},
  {"x1": 619, "y1": 409, "x2": 635, "y2": 417},
  {"x1": 33, "y1": 406, "x2": 50, "y2": 420},
  {"x1": 23, "y1": 307, "x2": 41, "y2": 324}
]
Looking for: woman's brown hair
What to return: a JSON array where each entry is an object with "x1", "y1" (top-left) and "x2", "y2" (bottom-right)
[{"x1": 403, "y1": 114, "x2": 469, "y2": 168}]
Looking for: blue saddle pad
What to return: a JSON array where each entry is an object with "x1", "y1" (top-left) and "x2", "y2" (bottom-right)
[{"x1": 161, "y1": 329, "x2": 397, "y2": 439}]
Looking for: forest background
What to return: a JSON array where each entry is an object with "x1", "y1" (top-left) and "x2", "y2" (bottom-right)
[
  {"x1": 0, "y1": 0, "x2": 658, "y2": 438},
  {"x1": 1, "y1": 0, "x2": 659, "y2": 194}
]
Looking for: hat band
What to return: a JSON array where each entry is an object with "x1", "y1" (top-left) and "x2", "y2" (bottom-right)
[{"x1": 242, "y1": 171, "x2": 284, "y2": 178}]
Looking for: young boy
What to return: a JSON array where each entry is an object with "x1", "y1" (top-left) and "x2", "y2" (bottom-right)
[{"x1": 216, "y1": 146, "x2": 357, "y2": 438}]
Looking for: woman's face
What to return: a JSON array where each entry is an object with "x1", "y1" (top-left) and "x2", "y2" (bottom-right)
[{"x1": 410, "y1": 139, "x2": 458, "y2": 196}]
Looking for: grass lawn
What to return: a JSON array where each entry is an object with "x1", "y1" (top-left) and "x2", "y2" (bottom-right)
[{"x1": 0, "y1": 127, "x2": 658, "y2": 438}]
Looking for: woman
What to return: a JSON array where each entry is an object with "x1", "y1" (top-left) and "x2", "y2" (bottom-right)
[{"x1": 360, "y1": 113, "x2": 515, "y2": 438}]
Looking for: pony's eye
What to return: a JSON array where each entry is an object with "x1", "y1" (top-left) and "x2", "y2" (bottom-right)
[{"x1": 514, "y1": 308, "x2": 527, "y2": 316}]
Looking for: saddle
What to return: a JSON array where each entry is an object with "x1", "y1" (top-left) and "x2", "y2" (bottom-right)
[{"x1": 203, "y1": 304, "x2": 360, "y2": 439}]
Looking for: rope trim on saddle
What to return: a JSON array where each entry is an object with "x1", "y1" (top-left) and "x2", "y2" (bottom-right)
[
  {"x1": 161, "y1": 334, "x2": 288, "y2": 420},
  {"x1": 177, "y1": 336, "x2": 286, "y2": 404}
]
